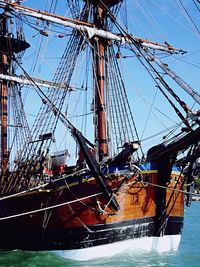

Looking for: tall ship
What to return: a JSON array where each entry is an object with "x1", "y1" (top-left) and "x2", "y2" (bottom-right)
[{"x1": 0, "y1": 0, "x2": 199, "y2": 260}]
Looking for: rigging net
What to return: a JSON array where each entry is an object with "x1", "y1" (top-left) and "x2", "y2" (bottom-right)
[
  {"x1": 3, "y1": 4, "x2": 90, "y2": 193},
  {"x1": 107, "y1": 45, "x2": 139, "y2": 155}
]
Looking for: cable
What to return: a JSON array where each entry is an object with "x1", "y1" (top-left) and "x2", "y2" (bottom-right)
[
  {"x1": 0, "y1": 172, "x2": 198, "y2": 221},
  {"x1": 177, "y1": 0, "x2": 200, "y2": 37}
]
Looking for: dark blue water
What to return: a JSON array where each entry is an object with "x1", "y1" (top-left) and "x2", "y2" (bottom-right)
[{"x1": 0, "y1": 202, "x2": 199, "y2": 267}]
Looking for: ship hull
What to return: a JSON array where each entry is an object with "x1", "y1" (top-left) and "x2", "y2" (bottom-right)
[
  {"x1": 0, "y1": 164, "x2": 184, "y2": 259},
  {"x1": 0, "y1": 215, "x2": 183, "y2": 260}
]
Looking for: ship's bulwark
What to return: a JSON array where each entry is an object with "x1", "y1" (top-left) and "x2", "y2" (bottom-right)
[{"x1": 0, "y1": 166, "x2": 184, "y2": 253}]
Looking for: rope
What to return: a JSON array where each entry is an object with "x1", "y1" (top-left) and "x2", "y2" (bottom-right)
[
  {"x1": 67, "y1": 202, "x2": 95, "y2": 233},
  {"x1": 42, "y1": 189, "x2": 63, "y2": 230},
  {"x1": 0, "y1": 170, "x2": 198, "y2": 221},
  {"x1": 0, "y1": 191, "x2": 102, "y2": 221},
  {"x1": 0, "y1": 168, "x2": 89, "y2": 201},
  {"x1": 0, "y1": 161, "x2": 198, "y2": 202},
  {"x1": 125, "y1": 180, "x2": 198, "y2": 196}
]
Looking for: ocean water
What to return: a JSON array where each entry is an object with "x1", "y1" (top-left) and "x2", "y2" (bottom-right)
[{"x1": 0, "y1": 202, "x2": 199, "y2": 267}]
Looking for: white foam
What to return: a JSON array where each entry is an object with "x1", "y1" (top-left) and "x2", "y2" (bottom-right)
[{"x1": 54, "y1": 234, "x2": 181, "y2": 261}]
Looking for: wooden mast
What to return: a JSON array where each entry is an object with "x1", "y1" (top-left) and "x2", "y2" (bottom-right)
[
  {"x1": 0, "y1": 12, "x2": 9, "y2": 174},
  {"x1": 0, "y1": 7, "x2": 29, "y2": 175},
  {"x1": 93, "y1": 2, "x2": 108, "y2": 162},
  {"x1": 93, "y1": 0, "x2": 122, "y2": 162},
  {"x1": 93, "y1": 0, "x2": 120, "y2": 162}
]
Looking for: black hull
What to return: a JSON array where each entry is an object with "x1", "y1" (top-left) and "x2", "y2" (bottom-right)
[{"x1": 0, "y1": 216, "x2": 183, "y2": 251}]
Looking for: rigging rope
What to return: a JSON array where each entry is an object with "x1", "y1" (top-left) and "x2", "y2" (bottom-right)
[
  {"x1": 177, "y1": 0, "x2": 200, "y2": 37},
  {"x1": 96, "y1": 0, "x2": 195, "y2": 148},
  {"x1": 2, "y1": 4, "x2": 91, "y2": 194},
  {"x1": 0, "y1": 173, "x2": 198, "y2": 221},
  {"x1": 108, "y1": 45, "x2": 140, "y2": 153}
]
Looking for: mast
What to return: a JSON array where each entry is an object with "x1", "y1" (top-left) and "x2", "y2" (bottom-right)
[
  {"x1": 93, "y1": 1, "x2": 108, "y2": 162},
  {"x1": 92, "y1": 0, "x2": 121, "y2": 162},
  {"x1": 0, "y1": 6, "x2": 29, "y2": 175},
  {"x1": 0, "y1": 12, "x2": 9, "y2": 174}
]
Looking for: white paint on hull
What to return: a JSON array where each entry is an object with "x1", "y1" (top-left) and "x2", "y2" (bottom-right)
[{"x1": 54, "y1": 235, "x2": 181, "y2": 261}]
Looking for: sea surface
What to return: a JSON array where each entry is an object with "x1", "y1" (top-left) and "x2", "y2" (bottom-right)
[{"x1": 0, "y1": 202, "x2": 199, "y2": 267}]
